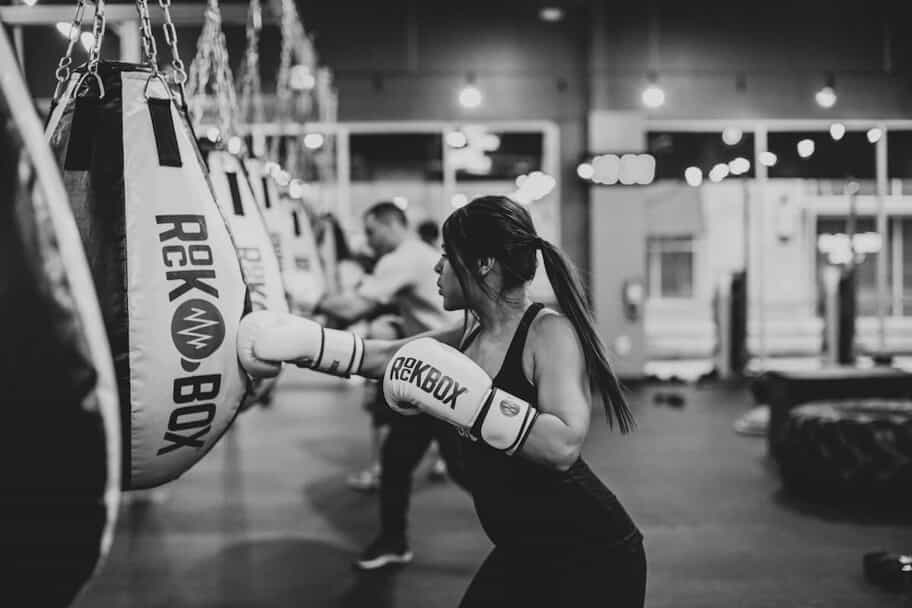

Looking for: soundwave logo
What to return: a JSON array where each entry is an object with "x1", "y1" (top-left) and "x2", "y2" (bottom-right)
[{"x1": 171, "y1": 298, "x2": 225, "y2": 370}]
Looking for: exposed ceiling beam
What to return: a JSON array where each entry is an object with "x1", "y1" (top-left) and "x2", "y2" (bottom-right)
[{"x1": 0, "y1": 3, "x2": 280, "y2": 26}]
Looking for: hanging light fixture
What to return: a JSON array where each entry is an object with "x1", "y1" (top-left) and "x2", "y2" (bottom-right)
[
  {"x1": 641, "y1": 71, "x2": 665, "y2": 109},
  {"x1": 538, "y1": 7, "x2": 564, "y2": 22},
  {"x1": 815, "y1": 72, "x2": 837, "y2": 109},
  {"x1": 458, "y1": 73, "x2": 483, "y2": 110}
]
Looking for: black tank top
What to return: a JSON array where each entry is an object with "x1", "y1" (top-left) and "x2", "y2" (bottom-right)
[{"x1": 460, "y1": 303, "x2": 641, "y2": 552}]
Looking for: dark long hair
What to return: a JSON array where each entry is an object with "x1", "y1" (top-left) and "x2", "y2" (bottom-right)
[{"x1": 442, "y1": 196, "x2": 634, "y2": 433}]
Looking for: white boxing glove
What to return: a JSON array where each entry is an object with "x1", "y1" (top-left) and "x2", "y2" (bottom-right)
[
  {"x1": 237, "y1": 310, "x2": 365, "y2": 378},
  {"x1": 383, "y1": 338, "x2": 538, "y2": 455},
  {"x1": 236, "y1": 311, "x2": 285, "y2": 378}
]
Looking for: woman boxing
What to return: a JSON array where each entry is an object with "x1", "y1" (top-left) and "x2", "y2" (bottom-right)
[{"x1": 238, "y1": 195, "x2": 646, "y2": 607}]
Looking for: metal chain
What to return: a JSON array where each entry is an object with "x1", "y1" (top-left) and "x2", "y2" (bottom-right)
[
  {"x1": 275, "y1": 0, "x2": 295, "y2": 118},
  {"x1": 52, "y1": 0, "x2": 89, "y2": 103},
  {"x1": 86, "y1": 0, "x2": 106, "y2": 77},
  {"x1": 158, "y1": 0, "x2": 187, "y2": 102},
  {"x1": 238, "y1": 0, "x2": 264, "y2": 126},
  {"x1": 187, "y1": 0, "x2": 239, "y2": 139},
  {"x1": 135, "y1": 0, "x2": 160, "y2": 76},
  {"x1": 270, "y1": 0, "x2": 296, "y2": 162}
]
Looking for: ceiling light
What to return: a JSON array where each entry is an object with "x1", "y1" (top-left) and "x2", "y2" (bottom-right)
[
  {"x1": 797, "y1": 139, "x2": 815, "y2": 158},
  {"x1": 829, "y1": 123, "x2": 846, "y2": 141},
  {"x1": 458, "y1": 84, "x2": 483, "y2": 109},
  {"x1": 538, "y1": 7, "x2": 564, "y2": 22},
  {"x1": 446, "y1": 130, "x2": 468, "y2": 148},
  {"x1": 641, "y1": 84, "x2": 665, "y2": 109},
  {"x1": 684, "y1": 167, "x2": 703, "y2": 187},
  {"x1": 722, "y1": 127, "x2": 743, "y2": 146},
  {"x1": 759, "y1": 151, "x2": 778, "y2": 167},
  {"x1": 815, "y1": 73, "x2": 837, "y2": 109}
]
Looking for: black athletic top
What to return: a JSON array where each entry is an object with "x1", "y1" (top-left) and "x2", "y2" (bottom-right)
[{"x1": 460, "y1": 303, "x2": 642, "y2": 552}]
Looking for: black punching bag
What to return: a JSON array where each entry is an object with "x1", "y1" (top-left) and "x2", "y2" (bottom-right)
[
  {"x1": 837, "y1": 265, "x2": 857, "y2": 365},
  {"x1": 0, "y1": 28, "x2": 120, "y2": 606}
]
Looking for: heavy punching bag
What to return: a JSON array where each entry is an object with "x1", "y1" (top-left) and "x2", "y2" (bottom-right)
[
  {"x1": 286, "y1": 198, "x2": 327, "y2": 314},
  {"x1": 235, "y1": 0, "x2": 315, "y2": 318},
  {"x1": 236, "y1": 0, "x2": 296, "y2": 308},
  {"x1": 203, "y1": 146, "x2": 288, "y2": 407},
  {"x1": 187, "y1": 0, "x2": 288, "y2": 407},
  {"x1": 44, "y1": 0, "x2": 249, "y2": 490},
  {"x1": 248, "y1": 159, "x2": 297, "y2": 301},
  {"x1": 1, "y1": 25, "x2": 119, "y2": 605}
]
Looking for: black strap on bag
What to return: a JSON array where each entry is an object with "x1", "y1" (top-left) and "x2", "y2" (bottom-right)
[
  {"x1": 225, "y1": 171, "x2": 244, "y2": 216},
  {"x1": 148, "y1": 98, "x2": 182, "y2": 167},
  {"x1": 261, "y1": 177, "x2": 273, "y2": 209},
  {"x1": 64, "y1": 97, "x2": 100, "y2": 171}
]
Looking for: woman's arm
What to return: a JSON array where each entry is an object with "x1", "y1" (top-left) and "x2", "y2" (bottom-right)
[
  {"x1": 518, "y1": 314, "x2": 592, "y2": 471},
  {"x1": 358, "y1": 322, "x2": 467, "y2": 378}
]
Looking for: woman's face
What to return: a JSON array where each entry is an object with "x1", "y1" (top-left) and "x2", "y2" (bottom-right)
[{"x1": 434, "y1": 250, "x2": 466, "y2": 310}]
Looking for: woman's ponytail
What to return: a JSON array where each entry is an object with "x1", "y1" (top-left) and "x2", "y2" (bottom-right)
[{"x1": 538, "y1": 241, "x2": 635, "y2": 433}]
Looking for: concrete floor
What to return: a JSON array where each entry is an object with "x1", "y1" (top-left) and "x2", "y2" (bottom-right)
[{"x1": 73, "y1": 369, "x2": 912, "y2": 608}]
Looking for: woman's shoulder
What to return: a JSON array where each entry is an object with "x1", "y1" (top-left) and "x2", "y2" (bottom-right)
[
  {"x1": 528, "y1": 307, "x2": 583, "y2": 358},
  {"x1": 529, "y1": 306, "x2": 571, "y2": 335}
]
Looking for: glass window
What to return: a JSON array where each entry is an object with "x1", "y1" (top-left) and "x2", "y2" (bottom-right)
[
  {"x1": 899, "y1": 219, "x2": 912, "y2": 315},
  {"x1": 647, "y1": 131, "x2": 755, "y2": 181},
  {"x1": 887, "y1": 131, "x2": 912, "y2": 179},
  {"x1": 887, "y1": 130, "x2": 912, "y2": 195},
  {"x1": 451, "y1": 129, "x2": 542, "y2": 181},
  {"x1": 767, "y1": 131, "x2": 876, "y2": 191},
  {"x1": 647, "y1": 236, "x2": 694, "y2": 298},
  {"x1": 350, "y1": 133, "x2": 443, "y2": 181}
]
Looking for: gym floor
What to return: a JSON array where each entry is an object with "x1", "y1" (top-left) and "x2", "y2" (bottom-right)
[{"x1": 73, "y1": 370, "x2": 912, "y2": 608}]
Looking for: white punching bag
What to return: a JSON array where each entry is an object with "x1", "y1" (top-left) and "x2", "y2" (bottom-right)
[
  {"x1": 286, "y1": 199, "x2": 327, "y2": 314},
  {"x1": 205, "y1": 146, "x2": 288, "y2": 406},
  {"x1": 45, "y1": 61, "x2": 249, "y2": 488},
  {"x1": 247, "y1": 159, "x2": 296, "y2": 299}
]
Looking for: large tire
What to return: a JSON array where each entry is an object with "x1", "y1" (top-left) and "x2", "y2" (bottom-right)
[{"x1": 778, "y1": 399, "x2": 912, "y2": 501}]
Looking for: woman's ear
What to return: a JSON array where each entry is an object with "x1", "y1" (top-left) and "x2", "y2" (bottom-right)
[{"x1": 477, "y1": 256, "x2": 495, "y2": 276}]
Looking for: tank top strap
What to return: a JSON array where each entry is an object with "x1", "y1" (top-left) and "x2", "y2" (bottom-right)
[{"x1": 499, "y1": 302, "x2": 545, "y2": 373}]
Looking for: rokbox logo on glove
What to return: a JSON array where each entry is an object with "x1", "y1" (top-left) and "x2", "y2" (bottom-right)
[
  {"x1": 388, "y1": 356, "x2": 469, "y2": 408},
  {"x1": 157, "y1": 214, "x2": 226, "y2": 456},
  {"x1": 499, "y1": 400, "x2": 521, "y2": 417}
]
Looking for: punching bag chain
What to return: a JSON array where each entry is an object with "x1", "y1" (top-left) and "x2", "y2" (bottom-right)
[
  {"x1": 86, "y1": 0, "x2": 105, "y2": 77},
  {"x1": 269, "y1": 0, "x2": 296, "y2": 163},
  {"x1": 135, "y1": 0, "x2": 159, "y2": 76},
  {"x1": 157, "y1": 0, "x2": 188, "y2": 104},
  {"x1": 70, "y1": 0, "x2": 107, "y2": 99},
  {"x1": 51, "y1": 0, "x2": 89, "y2": 104},
  {"x1": 187, "y1": 0, "x2": 240, "y2": 140},
  {"x1": 238, "y1": 0, "x2": 264, "y2": 128}
]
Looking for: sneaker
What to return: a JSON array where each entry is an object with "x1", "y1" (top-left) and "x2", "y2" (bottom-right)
[
  {"x1": 346, "y1": 468, "x2": 381, "y2": 492},
  {"x1": 427, "y1": 458, "x2": 448, "y2": 482},
  {"x1": 354, "y1": 536, "x2": 413, "y2": 571}
]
